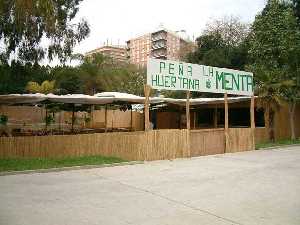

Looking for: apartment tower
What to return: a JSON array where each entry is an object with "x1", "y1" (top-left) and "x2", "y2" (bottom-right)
[{"x1": 126, "y1": 29, "x2": 192, "y2": 67}]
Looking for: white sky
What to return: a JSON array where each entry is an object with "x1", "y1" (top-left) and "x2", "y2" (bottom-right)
[{"x1": 73, "y1": 0, "x2": 267, "y2": 55}]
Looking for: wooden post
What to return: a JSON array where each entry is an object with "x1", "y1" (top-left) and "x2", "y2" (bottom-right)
[
  {"x1": 71, "y1": 104, "x2": 75, "y2": 133},
  {"x1": 186, "y1": 91, "x2": 190, "y2": 130},
  {"x1": 144, "y1": 85, "x2": 151, "y2": 131},
  {"x1": 224, "y1": 93, "x2": 229, "y2": 153},
  {"x1": 130, "y1": 107, "x2": 133, "y2": 131},
  {"x1": 90, "y1": 105, "x2": 94, "y2": 128},
  {"x1": 186, "y1": 91, "x2": 191, "y2": 157},
  {"x1": 112, "y1": 110, "x2": 114, "y2": 131},
  {"x1": 58, "y1": 111, "x2": 62, "y2": 131},
  {"x1": 213, "y1": 106, "x2": 218, "y2": 128},
  {"x1": 105, "y1": 105, "x2": 108, "y2": 132},
  {"x1": 250, "y1": 95, "x2": 255, "y2": 150},
  {"x1": 264, "y1": 106, "x2": 270, "y2": 141},
  {"x1": 193, "y1": 111, "x2": 196, "y2": 129}
]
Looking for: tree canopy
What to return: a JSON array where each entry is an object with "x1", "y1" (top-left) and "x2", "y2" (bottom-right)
[
  {"x1": 0, "y1": 0, "x2": 90, "y2": 63},
  {"x1": 247, "y1": 0, "x2": 300, "y2": 139},
  {"x1": 187, "y1": 16, "x2": 250, "y2": 70}
]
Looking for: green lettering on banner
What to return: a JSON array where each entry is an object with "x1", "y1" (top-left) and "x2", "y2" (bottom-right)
[
  {"x1": 164, "y1": 76, "x2": 170, "y2": 87},
  {"x1": 224, "y1": 73, "x2": 233, "y2": 90},
  {"x1": 189, "y1": 79, "x2": 195, "y2": 90},
  {"x1": 194, "y1": 79, "x2": 200, "y2": 90},
  {"x1": 216, "y1": 71, "x2": 224, "y2": 89},
  {"x1": 152, "y1": 74, "x2": 158, "y2": 87},
  {"x1": 209, "y1": 67, "x2": 214, "y2": 77},
  {"x1": 148, "y1": 59, "x2": 253, "y2": 94},
  {"x1": 187, "y1": 65, "x2": 192, "y2": 76},
  {"x1": 171, "y1": 76, "x2": 176, "y2": 88},
  {"x1": 183, "y1": 78, "x2": 189, "y2": 89},
  {"x1": 240, "y1": 75, "x2": 246, "y2": 91},
  {"x1": 158, "y1": 75, "x2": 164, "y2": 87},
  {"x1": 169, "y1": 63, "x2": 174, "y2": 75},
  {"x1": 178, "y1": 76, "x2": 183, "y2": 88},
  {"x1": 179, "y1": 63, "x2": 184, "y2": 76},
  {"x1": 246, "y1": 75, "x2": 253, "y2": 92},
  {"x1": 232, "y1": 74, "x2": 240, "y2": 91},
  {"x1": 159, "y1": 62, "x2": 166, "y2": 73}
]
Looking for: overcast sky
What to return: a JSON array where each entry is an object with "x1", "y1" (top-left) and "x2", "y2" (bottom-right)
[{"x1": 73, "y1": 0, "x2": 267, "y2": 55}]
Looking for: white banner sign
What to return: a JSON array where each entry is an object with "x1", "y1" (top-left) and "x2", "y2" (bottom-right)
[{"x1": 147, "y1": 58, "x2": 254, "y2": 96}]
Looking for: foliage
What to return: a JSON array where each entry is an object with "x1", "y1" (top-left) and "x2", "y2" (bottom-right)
[
  {"x1": 44, "y1": 114, "x2": 55, "y2": 126},
  {"x1": 248, "y1": 0, "x2": 300, "y2": 140},
  {"x1": 203, "y1": 15, "x2": 250, "y2": 47},
  {"x1": 0, "y1": 115, "x2": 8, "y2": 125},
  {"x1": 52, "y1": 66, "x2": 83, "y2": 94},
  {"x1": 26, "y1": 80, "x2": 56, "y2": 94},
  {"x1": 0, "y1": 60, "x2": 53, "y2": 94},
  {"x1": 78, "y1": 53, "x2": 146, "y2": 95},
  {"x1": 292, "y1": 0, "x2": 300, "y2": 25},
  {"x1": 187, "y1": 16, "x2": 250, "y2": 71},
  {"x1": 248, "y1": 0, "x2": 300, "y2": 101},
  {"x1": 0, "y1": 0, "x2": 90, "y2": 63}
]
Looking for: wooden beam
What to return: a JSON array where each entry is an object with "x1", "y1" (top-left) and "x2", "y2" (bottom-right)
[
  {"x1": 144, "y1": 85, "x2": 151, "y2": 131},
  {"x1": 193, "y1": 111, "x2": 196, "y2": 129},
  {"x1": 71, "y1": 104, "x2": 75, "y2": 133},
  {"x1": 213, "y1": 106, "x2": 218, "y2": 128},
  {"x1": 250, "y1": 95, "x2": 255, "y2": 150},
  {"x1": 90, "y1": 105, "x2": 94, "y2": 128},
  {"x1": 264, "y1": 105, "x2": 270, "y2": 141},
  {"x1": 186, "y1": 90, "x2": 190, "y2": 130},
  {"x1": 224, "y1": 93, "x2": 229, "y2": 153},
  {"x1": 112, "y1": 110, "x2": 114, "y2": 131},
  {"x1": 130, "y1": 107, "x2": 133, "y2": 131},
  {"x1": 105, "y1": 105, "x2": 108, "y2": 133}
]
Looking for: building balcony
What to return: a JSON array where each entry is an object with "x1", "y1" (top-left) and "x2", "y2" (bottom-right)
[
  {"x1": 151, "y1": 35, "x2": 167, "y2": 42},
  {"x1": 151, "y1": 51, "x2": 167, "y2": 58},
  {"x1": 151, "y1": 43, "x2": 167, "y2": 50}
]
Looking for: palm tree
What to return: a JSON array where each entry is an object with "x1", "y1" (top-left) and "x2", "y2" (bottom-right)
[
  {"x1": 281, "y1": 80, "x2": 300, "y2": 140},
  {"x1": 254, "y1": 66, "x2": 283, "y2": 142}
]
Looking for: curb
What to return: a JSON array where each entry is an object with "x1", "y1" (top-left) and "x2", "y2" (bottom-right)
[
  {"x1": 257, "y1": 143, "x2": 300, "y2": 151},
  {"x1": 0, "y1": 161, "x2": 144, "y2": 176}
]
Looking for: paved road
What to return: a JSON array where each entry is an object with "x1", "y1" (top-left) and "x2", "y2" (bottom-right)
[{"x1": 1, "y1": 146, "x2": 300, "y2": 225}]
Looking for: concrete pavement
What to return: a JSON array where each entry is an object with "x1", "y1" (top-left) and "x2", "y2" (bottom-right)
[{"x1": 0, "y1": 146, "x2": 300, "y2": 225}]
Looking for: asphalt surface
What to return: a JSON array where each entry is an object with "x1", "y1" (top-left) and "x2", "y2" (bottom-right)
[{"x1": 0, "y1": 146, "x2": 300, "y2": 225}]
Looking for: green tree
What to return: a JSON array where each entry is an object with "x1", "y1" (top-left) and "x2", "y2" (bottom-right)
[
  {"x1": 248, "y1": 0, "x2": 300, "y2": 140},
  {"x1": 26, "y1": 80, "x2": 55, "y2": 94},
  {"x1": 187, "y1": 16, "x2": 250, "y2": 70},
  {"x1": 0, "y1": 0, "x2": 90, "y2": 63},
  {"x1": 0, "y1": 60, "x2": 53, "y2": 94},
  {"x1": 79, "y1": 53, "x2": 112, "y2": 94},
  {"x1": 52, "y1": 66, "x2": 82, "y2": 94}
]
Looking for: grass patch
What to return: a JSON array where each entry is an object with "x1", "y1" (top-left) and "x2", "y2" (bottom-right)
[
  {"x1": 256, "y1": 138, "x2": 300, "y2": 150},
  {"x1": 0, "y1": 155, "x2": 126, "y2": 172}
]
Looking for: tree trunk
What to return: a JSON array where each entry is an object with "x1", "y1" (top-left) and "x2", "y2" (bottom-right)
[{"x1": 289, "y1": 102, "x2": 296, "y2": 140}]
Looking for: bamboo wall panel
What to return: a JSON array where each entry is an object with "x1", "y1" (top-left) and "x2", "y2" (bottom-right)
[
  {"x1": 255, "y1": 127, "x2": 268, "y2": 144},
  {"x1": 0, "y1": 106, "x2": 144, "y2": 131},
  {"x1": 227, "y1": 128, "x2": 254, "y2": 153},
  {"x1": 0, "y1": 106, "x2": 45, "y2": 123},
  {"x1": 295, "y1": 104, "x2": 300, "y2": 138},
  {"x1": 0, "y1": 130, "x2": 189, "y2": 161},
  {"x1": 190, "y1": 129, "x2": 225, "y2": 157},
  {"x1": 156, "y1": 112, "x2": 179, "y2": 129}
]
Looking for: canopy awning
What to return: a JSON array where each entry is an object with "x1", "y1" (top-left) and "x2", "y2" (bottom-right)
[{"x1": 0, "y1": 92, "x2": 255, "y2": 106}]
